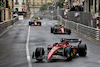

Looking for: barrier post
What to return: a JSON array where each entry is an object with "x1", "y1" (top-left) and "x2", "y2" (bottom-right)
[{"x1": 96, "y1": 13, "x2": 99, "y2": 29}]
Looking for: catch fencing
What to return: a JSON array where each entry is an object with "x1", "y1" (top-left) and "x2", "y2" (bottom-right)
[
  {"x1": 57, "y1": 15, "x2": 100, "y2": 41},
  {"x1": 0, "y1": 17, "x2": 19, "y2": 34},
  {"x1": 66, "y1": 12, "x2": 99, "y2": 28},
  {"x1": 57, "y1": 10, "x2": 100, "y2": 28}
]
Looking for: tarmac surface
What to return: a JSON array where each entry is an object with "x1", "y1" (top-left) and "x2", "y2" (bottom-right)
[{"x1": 0, "y1": 18, "x2": 100, "y2": 67}]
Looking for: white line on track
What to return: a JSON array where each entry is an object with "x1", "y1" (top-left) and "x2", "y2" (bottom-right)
[{"x1": 26, "y1": 26, "x2": 32, "y2": 67}]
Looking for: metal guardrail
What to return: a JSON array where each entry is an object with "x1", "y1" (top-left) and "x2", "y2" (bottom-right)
[
  {"x1": 57, "y1": 15, "x2": 100, "y2": 41},
  {"x1": 0, "y1": 17, "x2": 19, "y2": 34},
  {"x1": 78, "y1": 24, "x2": 98, "y2": 40},
  {"x1": 99, "y1": 30, "x2": 100, "y2": 40}
]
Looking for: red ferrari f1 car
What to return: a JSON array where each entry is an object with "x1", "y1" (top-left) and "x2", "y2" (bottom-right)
[
  {"x1": 51, "y1": 25, "x2": 71, "y2": 35},
  {"x1": 32, "y1": 38, "x2": 87, "y2": 61}
]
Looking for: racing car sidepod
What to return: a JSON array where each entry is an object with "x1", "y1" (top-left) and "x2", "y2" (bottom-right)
[{"x1": 47, "y1": 46, "x2": 61, "y2": 59}]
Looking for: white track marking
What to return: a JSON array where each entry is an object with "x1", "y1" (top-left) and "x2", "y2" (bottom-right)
[{"x1": 26, "y1": 26, "x2": 32, "y2": 67}]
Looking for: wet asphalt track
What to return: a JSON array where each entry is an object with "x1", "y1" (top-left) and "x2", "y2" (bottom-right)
[{"x1": 0, "y1": 18, "x2": 100, "y2": 67}]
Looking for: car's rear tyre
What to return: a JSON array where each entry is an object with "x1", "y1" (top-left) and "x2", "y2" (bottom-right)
[
  {"x1": 32, "y1": 52, "x2": 34, "y2": 59},
  {"x1": 64, "y1": 47, "x2": 73, "y2": 60},
  {"x1": 37, "y1": 22, "x2": 41, "y2": 26},
  {"x1": 29, "y1": 22, "x2": 32, "y2": 26},
  {"x1": 78, "y1": 44, "x2": 87, "y2": 56},
  {"x1": 35, "y1": 47, "x2": 44, "y2": 61},
  {"x1": 67, "y1": 29, "x2": 71, "y2": 35},
  {"x1": 51, "y1": 28, "x2": 53, "y2": 33},
  {"x1": 53, "y1": 28, "x2": 57, "y2": 34},
  {"x1": 39, "y1": 22, "x2": 41, "y2": 26}
]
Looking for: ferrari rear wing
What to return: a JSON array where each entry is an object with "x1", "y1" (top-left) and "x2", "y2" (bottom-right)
[{"x1": 61, "y1": 38, "x2": 82, "y2": 43}]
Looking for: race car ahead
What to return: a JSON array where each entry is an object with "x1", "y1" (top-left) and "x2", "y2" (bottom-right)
[
  {"x1": 32, "y1": 38, "x2": 87, "y2": 61},
  {"x1": 35, "y1": 16, "x2": 43, "y2": 20},
  {"x1": 29, "y1": 19, "x2": 41, "y2": 26},
  {"x1": 51, "y1": 25, "x2": 71, "y2": 35}
]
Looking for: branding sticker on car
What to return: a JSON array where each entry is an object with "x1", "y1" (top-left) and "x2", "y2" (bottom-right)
[
  {"x1": 51, "y1": 50, "x2": 55, "y2": 51},
  {"x1": 73, "y1": 49, "x2": 76, "y2": 54}
]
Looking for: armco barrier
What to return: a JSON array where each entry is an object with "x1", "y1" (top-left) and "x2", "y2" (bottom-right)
[
  {"x1": 78, "y1": 24, "x2": 98, "y2": 40},
  {"x1": 0, "y1": 17, "x2": 18, "y2": 34},
  {"x1": 67, "y1": 21, "x2": 78, "y2": 31},
  {"x1": 99, "y1": 30, "x2": 100, "y2": 40},
  {"x1": 57, "y1": 15, "x2": 100, "y2": 41}
]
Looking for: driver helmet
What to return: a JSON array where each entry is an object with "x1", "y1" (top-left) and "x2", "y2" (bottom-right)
[
  {"x1": 34, "y1": 19, "x2": 36, "y2": 21},
  {"x1": 59, "y1": 24, "x2": 62, "y2": 27}
]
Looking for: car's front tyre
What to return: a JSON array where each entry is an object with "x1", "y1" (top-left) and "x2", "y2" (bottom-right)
[
  {"x1": 29, "y1": 22, "x2": 32, "y2": 26},
  {"x1": 51, "y1": 27, "x2": 54, "y2": 33},
  {"x1": 35, "y1": 47, "x2": 44, "y2": 61}
]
